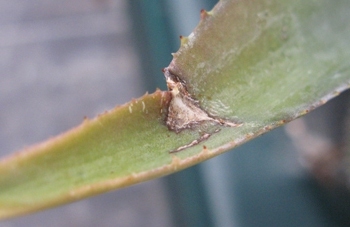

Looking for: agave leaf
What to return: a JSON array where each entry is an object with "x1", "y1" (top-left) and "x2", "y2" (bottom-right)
[{"x1": 1, "y1": 0, "x2": 350, "y2": 219}]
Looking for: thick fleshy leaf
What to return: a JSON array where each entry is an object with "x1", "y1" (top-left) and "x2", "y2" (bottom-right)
[
  {"x1": 168, "y1": 0, "x2": 350, "y2": 124},
  {"x1": 1, "y1": 0, "x2": 350, "y2": 219}
]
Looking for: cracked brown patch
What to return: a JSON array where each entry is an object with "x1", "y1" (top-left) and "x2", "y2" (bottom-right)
[{"x1": 163, "y1": 67, "x2": 242, "y2": 152}]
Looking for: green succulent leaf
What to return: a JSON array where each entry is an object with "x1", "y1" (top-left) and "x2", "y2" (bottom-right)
[{"x1": 1, "y1": 0, "x2": 350, "y2": 219}]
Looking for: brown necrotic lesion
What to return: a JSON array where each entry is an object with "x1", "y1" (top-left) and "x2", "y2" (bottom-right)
[{"x1": 163, "y1": 68, "x2": 242, "y2": 152}]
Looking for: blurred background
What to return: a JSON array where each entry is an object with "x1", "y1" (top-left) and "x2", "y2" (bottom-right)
[{"x1": 1, "y1": 0, "x2": 350, "y2": 226}]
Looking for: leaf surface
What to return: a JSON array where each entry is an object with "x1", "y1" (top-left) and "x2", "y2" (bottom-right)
[{"x1": 1, "y1": 0, "x2": 350, "y2": 219}]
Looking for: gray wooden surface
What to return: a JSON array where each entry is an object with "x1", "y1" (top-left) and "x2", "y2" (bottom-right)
[{"x1": 0, "y1": 1, "x2": 172, "y2": 226}]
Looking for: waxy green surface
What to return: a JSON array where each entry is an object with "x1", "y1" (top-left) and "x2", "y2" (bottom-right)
[{"x1": 1, "y1": 0, "x2": 350, "y2": 219}]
